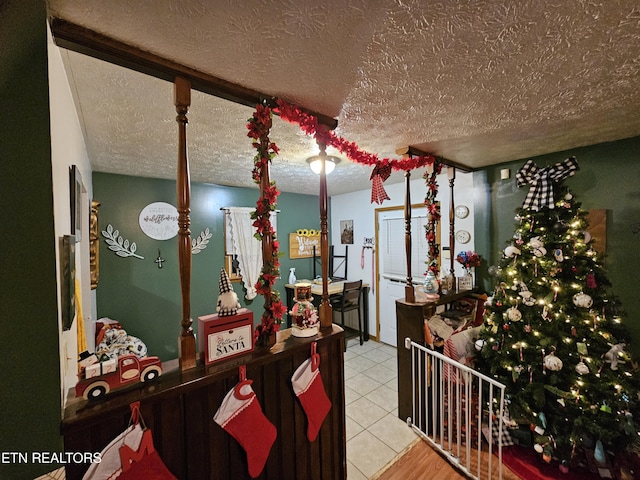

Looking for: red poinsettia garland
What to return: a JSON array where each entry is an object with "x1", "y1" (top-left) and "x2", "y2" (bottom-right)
[
  {"x1": 276, "y1": 99, "x2": 438, "y2": 171},
  {"x1": 276, "y1": 97, "x2": 444, "y2": 279},
  {"x1": 247, "y1": 103, "x2": 286, "y2": 344},
  {"x1": 424, "y1": 162, "x2": 443, "y2": 277}
]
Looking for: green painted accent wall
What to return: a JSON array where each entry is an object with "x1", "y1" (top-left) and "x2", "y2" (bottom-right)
[
  {"x1": 475, "y1": 136, "x2": 640, "y2": 356},
  {"x1": 0, "y1": 1, "x2": 63, "y2": 478},
  {"x1": 93, "y1": 172, "x2": 322, "y2": 361}
]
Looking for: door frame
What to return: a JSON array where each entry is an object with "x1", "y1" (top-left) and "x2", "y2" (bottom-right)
[{"x1": 374, "y1": 203, "x2": 440, "y2": 342}]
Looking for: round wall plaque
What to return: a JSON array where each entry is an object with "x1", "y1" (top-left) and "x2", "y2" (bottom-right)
[
  {"x1": 455, "y1": 205, "x2": 469, "y2": 219},
  {"x1": 455, "y1": 230, "x2": 471, "y2": 244},
  {"x1": 139, "y1": 202, "x2": 179, "y2": 240}
]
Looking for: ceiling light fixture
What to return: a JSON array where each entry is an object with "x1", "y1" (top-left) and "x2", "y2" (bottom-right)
[{"x1": 306, "y1": 155, "x2": 341, "y2": 175}]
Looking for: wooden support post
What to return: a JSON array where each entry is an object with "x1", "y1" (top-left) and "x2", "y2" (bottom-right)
[
  {"x1": 404, "y1": 169, "x2": 415, "y2": 303},
  {"x1": 175, "y1": 76, "x2": 196, "y2": 371},
  {"x1": 317, "y1": 140, "x2": 333, "y2": 328},
  {"x1": 448, "y1": 166, "x2": 456, "y2": 281}
]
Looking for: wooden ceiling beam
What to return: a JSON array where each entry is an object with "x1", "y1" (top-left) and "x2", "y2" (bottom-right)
[
  {"x1": 396, "y1": 146, "x2": 474, "y2": 172},
  {"x1": 49, "y1": 18, "x2": 339, "y2": 130}
]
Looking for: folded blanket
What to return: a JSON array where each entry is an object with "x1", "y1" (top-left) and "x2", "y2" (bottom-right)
[{"x1": 96, "y1": 326, "x2": 147, "y2": 360}]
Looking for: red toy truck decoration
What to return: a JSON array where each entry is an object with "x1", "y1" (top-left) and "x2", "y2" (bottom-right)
[{"x1": 75, "y1": 354, "x2": 162, "y2": 400}]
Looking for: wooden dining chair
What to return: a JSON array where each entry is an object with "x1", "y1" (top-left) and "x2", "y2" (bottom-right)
[{"x1": 331, "y1": 280, "x2": 364, "y2": 347}]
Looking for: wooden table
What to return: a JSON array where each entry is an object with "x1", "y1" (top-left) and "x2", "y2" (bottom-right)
[{"x1": 285, "y1": 281, "x2": 370, "y2": 341}]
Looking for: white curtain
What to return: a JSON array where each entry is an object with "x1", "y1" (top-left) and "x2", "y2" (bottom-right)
[{"x1": 227, "y1": 207, "x2": 263, "y2": 300}]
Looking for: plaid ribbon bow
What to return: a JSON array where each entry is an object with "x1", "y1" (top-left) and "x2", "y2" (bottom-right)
[
  {"x1": 516, "y1": 157, "x2": 579, "y2": 211},
  {"x1": 370, "y1": 162, "x2": 392, "y2": 204}
]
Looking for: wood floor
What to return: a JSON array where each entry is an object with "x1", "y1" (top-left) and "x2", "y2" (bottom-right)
[{"x1": 374, "y1": 438, "x2": 521, "y2": 480}]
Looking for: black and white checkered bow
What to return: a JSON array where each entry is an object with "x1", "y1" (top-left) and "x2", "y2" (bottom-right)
[{"x1": 516, "y1": 157, "x2": 579, "y2": 211}]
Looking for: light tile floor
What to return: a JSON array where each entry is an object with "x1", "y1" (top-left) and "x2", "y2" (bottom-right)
[{"x1": 344, "y1": 337, "x2": 418, "y2": 479}]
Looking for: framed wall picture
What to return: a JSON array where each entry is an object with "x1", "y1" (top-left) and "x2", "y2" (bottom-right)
[
  {"x1": 340, "y1": 220, "x2": 354, "y2": 244},
  {"x1": 60, "y1": 235, "x2": 76, "y2": 330},
  {"x1": 70, "y1": 165, "x2": 85, "y2": 243},
  {"x1": 224, "y1": 254, "x2": 242, "y2": 282}
]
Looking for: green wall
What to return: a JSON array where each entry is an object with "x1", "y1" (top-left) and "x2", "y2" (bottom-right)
[
  {"x1": 0, "y1": 1, "x2": 63, "y2": 478},
  {"x1": 93, "y1": 172, "x2": 322, "y2": 361},
  {"x1": 475, "y1": 136, "x2": 640, "y2": 356}
]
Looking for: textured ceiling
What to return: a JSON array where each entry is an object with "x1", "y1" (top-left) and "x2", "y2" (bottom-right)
[{"x1": 48, "y1": 0, "x2": 640, "y2": 195}]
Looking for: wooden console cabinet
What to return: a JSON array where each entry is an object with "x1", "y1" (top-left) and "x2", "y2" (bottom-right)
[
  {"x1": 396, "y1": 291, "x2": 477, "y2": 422},
  {"x1": 61, "y1": 326, "x2": 346, "y2": 480}
]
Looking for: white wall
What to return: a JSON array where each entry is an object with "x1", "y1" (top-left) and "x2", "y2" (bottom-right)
[
  {"x1": 48, "y1": 25, "x2": 94, "y2": 408},
  {"x1": 330, "y1": 168, "x2": 475, "y2": 342}
]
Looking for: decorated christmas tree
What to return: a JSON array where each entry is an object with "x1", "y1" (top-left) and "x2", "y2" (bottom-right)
[{"x1": 476, "y1": 157, "x2": 639, "y2": 469}]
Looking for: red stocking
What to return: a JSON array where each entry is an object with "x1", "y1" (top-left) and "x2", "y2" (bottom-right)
[
  {"x1": 118, "y1": 429, "x2": 177, "y2": 480},
  {"x1": 213, "y1": 377, "x2": 276, "y2": 478},
  {"x1": 291, "y1": 346, "x2": 332, "y2": 442}
]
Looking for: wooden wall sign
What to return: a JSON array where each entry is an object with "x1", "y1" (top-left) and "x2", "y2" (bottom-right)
[
  {"x1": 586, "y1": 209, "x2": 607, "y2": 255},
  {"x1": 289, "y1": 232, "x2": 322, "y2": 259}
]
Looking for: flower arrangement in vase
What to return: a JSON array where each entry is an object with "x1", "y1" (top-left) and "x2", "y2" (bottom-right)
[{"x1": 456, "y1": 251, "x2": 482, "y2": 291}]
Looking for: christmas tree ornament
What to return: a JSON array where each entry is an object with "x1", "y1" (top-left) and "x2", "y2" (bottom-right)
[
  {"x1": 586, "y1": 272, "x2": 597, "y2": 289},
  {"x1": 602, "y1": 343, "x2": 626, "y2": 370},
  {"x1": 572, "y1": 292, "x2": 593, "y2": 308},
  {"x1": 576, "y1": 342, "x2": 588, "y2": 356},
  {"x1": 553, "y1": 248, "x2": 564, "y2": 261},
  {"x1": 542, "y1": 306, "x2": 550, "y2": 321},
  {"x1": 544, "y1": 351, "x2": 563, "y2": 371},
  {"x1": 600, "y1": 402, "x2": 612, "y2": 413},
  {"x1": 213, "y1": 367, "x2": 277, "y2": 478},
  {"x1": 520, "y1": 292, "x2": 536, "y2": 306},
  {"x1": 504, "y1": 245, "x2": 521, "y2": 258},
  {"x1": 474, "y1": 339, "x2": 485, "y2": 351},
  {"x1": 291, "y1": 342, "x2": 332, "y2": 442},
  {"x1": 538, "y1": 412, "x2": 547, "y2": 428},
  {"x1": 506, "y1": 306, "x2": 522, "y2": 321},
  {"x1": 553, "y1": 219, "x2": 569, "y2": 234},
  {"x1": 529, "y1": 237, "x2": 547, "y2": 257},
  {"x1": 594, "y1": 440, "x2": 606, "y2": 464},
  {"x1": 575, "y1": 361, "x2": 589, "y2": 375}
]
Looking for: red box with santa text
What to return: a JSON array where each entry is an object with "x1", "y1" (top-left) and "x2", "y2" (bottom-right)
[{"x1": 198, "y1": 308, "x2": 254, "y2": 365}]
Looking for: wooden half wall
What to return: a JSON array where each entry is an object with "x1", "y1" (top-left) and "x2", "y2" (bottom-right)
[{"x1": 61, "y1": 327, "x2": 346, "y2": 480}]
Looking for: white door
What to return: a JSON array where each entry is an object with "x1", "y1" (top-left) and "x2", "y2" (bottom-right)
[{"x1": 376, "y1": 206, "x2": 429, "y2": 346}]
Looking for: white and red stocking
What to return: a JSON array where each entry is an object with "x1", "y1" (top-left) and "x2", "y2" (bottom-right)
[
  {"x1": 213, "y1": 370, "x2": 277, "y2": 478},
  {"x1": 291, "y1": 343, "x2": 332, "y2": 442}
]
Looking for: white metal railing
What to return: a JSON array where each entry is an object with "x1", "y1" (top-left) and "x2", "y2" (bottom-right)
[{"x1": 405, "y1": 337, "x2": 507, "y2": 480}]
